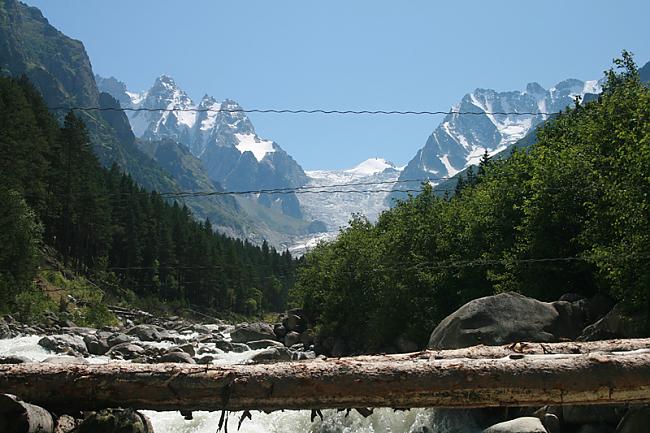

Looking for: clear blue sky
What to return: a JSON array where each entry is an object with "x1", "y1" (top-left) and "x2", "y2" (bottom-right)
[{"x1": 24, "y1": 0, "x2": 650, "y2": 170}]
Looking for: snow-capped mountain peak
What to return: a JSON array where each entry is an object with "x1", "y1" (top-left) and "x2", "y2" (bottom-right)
[
  {"x1": 345, "y1": 157, "x2": 396, "y2": 177},
  {"x1": 97, "y1": 74, "x2": 309, "y2": 218},
  {"x1": 234, "y1": 133, "x2": 275, "y2": 162},
  {"x1": 396, "y1": 76, "x2": 604, "y2": 191}
]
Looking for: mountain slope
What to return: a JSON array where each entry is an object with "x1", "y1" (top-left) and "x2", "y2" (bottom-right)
[
  {"x1": 99, "y1": 75, "x2": 308, "y2": 218},
  {"x1": 390, "y1": 78, "x2": 602, "y2": 203},
  {"x1": 290, "y1": 158, "x2": 402, "y2": 254},
  {"x1": 0, "y1": 0, "x2": 254, "y2": 235},
  {"x1": 432, "y1": 61, "x2": 650, "y2": 197}
]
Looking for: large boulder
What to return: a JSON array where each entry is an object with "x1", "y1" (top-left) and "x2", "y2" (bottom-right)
[
  {"x1": 578, "y1": 304, "x2": 649, "y2": 341},
  {"x1": 38, "y1": 334, "x2": 88, "y2": 356},
  {"x1": 126, "y1": 325, "x2": 162, "y2": 342},
  {"x1": 284, "y1": 331, "x2": 300, "y2": 347},
  {"x1": 157, "y1": 351, "x2": 196, "y2": 364},
  {"x1": 428, "y1": 292, "x2": 585, "y2": 349},
  {"x1": 230, "y1": 323, "x2": 276, "y2": 343},
  {"x1": 106, "y1": 333, "x2": 134, "y2": 347},
  {"x1": 248, "y1": 347, "x2": 292, "y2": 363},
  {"x1": 0, "y1": 355, "x2": 30, "y2": 364},
  {"x1": 83, "y1": 335, "x2": 110, "y2": 356},
  {"x1": 107, "y1": 342, "x2": 146, "y2": 360},
  {"x1": 247, "y1": 339, "x2": 285, "y2": 350},
  {"x1": 282, "y1": 314, "x2": 305, "y2": 333}
]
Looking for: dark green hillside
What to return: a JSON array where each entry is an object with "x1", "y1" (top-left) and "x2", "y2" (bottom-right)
[
  {"x1": 0, "y1": 76, "x2": 297, "y2": 316},
  {"x1": 292, "y1": 53, "x2": 650, "y2": 351},
  {"x1": 0, "y1": 0, "x2": 250, "y2": 234}
]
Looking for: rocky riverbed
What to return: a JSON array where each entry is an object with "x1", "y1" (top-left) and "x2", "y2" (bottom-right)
[{"x1": 1, "y1": 292, "x2": 649, "y2": 433}]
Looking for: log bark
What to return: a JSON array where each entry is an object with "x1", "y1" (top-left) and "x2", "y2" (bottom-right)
[
  {"x1": 0, "y1": 394, "x2": 54, "y2": 433},
  {"x1": 0, "y1": 339, "x2": 649, "y2": 413}
]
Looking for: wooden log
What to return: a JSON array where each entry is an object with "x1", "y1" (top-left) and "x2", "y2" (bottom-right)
[
  {"x1": 0, "y1": 394, "x2": 54, "y2": 433},
  {"x1": 353, "y1": 338, "x2": 650, "y2": 362},
  {"x1": 0, "y1": 339, "x2": 649, "y2": 413}
]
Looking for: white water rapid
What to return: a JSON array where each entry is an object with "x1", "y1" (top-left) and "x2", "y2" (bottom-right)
[{"x1": 0, "y1": 333, "x2": 476, "y2": 433}]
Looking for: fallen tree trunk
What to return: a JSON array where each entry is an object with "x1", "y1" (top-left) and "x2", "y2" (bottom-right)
[
  {"x1": 0, "y1": 339, "x2": 649, "y2": 413},
  {"x1": 354, "y1": 338, "x2": 650, "y2": 362}
]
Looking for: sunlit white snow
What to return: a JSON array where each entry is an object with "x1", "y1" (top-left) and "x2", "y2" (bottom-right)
[{"x1": 234, "y1": 133, "x2": 275, "y2": 162}]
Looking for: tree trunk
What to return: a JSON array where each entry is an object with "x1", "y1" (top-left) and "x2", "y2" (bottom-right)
[
  {"x1": 0, "y1": 394, "x2": 54, "y2": 433},
  {"x1": 0, "y1": 339, "x2": 649, "y2": 413}
]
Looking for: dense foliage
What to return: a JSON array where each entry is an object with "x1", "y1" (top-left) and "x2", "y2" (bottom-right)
[
  {"x1": 293, "y1": 53, "x2": 650, "y2": 351},
  {"x1": 0, "y1": 76, "x2": 297, "y2": 315}
]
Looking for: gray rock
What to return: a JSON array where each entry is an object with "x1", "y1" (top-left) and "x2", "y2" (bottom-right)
[
  {"x1": 157, "y1": 351, "x2": 196, "y2": 364},
  {"x1": 42, "y1": 356, "x2": 89, "y2": 364},
  {"x1": 248, "y1": 347, "x2": 292, "y2": 363},
  {"x1": 197, "y1": 355, "x2": 215, "y2": 364},
  {"x1": 174, "y1": 343, "x2": 196, "y2": 357},
  {"x1": 107, "y1": 342, "x2": 146, "y2": 360},
  {"x1": 38, "y1": 334, "x2": 88, "y2": 356},
  {"x1": 230, "y1": 343, "x2": 250, "y2": 353},
  {"x1": 96, "y1": 330, "x2": 113, "y2": 340},
  {"x1": 247, "y1": 339, "x2": 285, "y2": 350},
  {"x1": 54, "y1": 414, "x2": 78, "y2": 433},
  {"x1": 284, "y1": 331, "x2": 300, "y2": 347},
  {"x1": 586, "y1": 293, "x2": 617, "y2": 323},
  {"x1": 300, "y1": 329, "x2": 315, "y2": 346},
  {"x1": 71, "y1": 408, "x2": 153, "y2": 433},
  {"x1": 273, "y1": 323, "x2": 287, "y2": 338},
  {"x1": 214, "y1": 340, "x2": 234, "y2": 352},
  {"x1": 126, "y1": 324, "x2": 162, "y2": 342},
  {"x1": 0, "y1": 355, "x2": 31, "y2": 364},
  {"x1": 83, "y1": 335, "x2": 110, "y2": 356},
  {"x1": 283, "y1": 314, "x2": 304, "y2": 333},
  {"x1": 483, "y1": 417, "x2": 546, "y2": 433},
  {"x1": 197, "y1": 335, "x2": 220, "y2": 344},
  {"x1": 551, "y1": 300, "x2": 587, "y2": 340},
  {"x1": 541, "y1": 413, "x2": 560, "y2": 433},
  {"x1": 559, "y1": 293, "x2": 586, "y2": 302},
  {"x1": 191, "y1": 324, "x2": 212, "y2": 334},
  {"x1": 197, "y1": 345, "x2": 223, "y2": 355},
  {"x1": 428, "y1": 292, "x2": 583, "y2": 350},
  {"x1": 292, "y1": 351, "x2": 316, "y2": 361},
  {"x1": 579, "y1": 304, "x2": 649, "y2": 341},
  {"x1": 616, "y1": 406, "x2": 650, "y2": 433},
  {"x1": 230, "y1": 323, "x2": 276, "y2": 343},
  {"x1": 106, "y1": 333, "x2": 134, "y2": 347}
]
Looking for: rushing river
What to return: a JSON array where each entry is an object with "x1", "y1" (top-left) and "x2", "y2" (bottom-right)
[{"x1": 0, "y1": 335, "x2": 474, "y2": 433}]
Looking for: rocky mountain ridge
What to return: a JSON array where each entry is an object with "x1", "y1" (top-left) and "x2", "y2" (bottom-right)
[
  {"x1": 97, "y1": 74, "x2": 308, "y2": 219},
  {"x1": 391, "y1": 78, "x2": 603, "y2": 203}
]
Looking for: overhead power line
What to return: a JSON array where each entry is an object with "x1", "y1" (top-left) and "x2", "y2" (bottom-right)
[{"x1": 50, "y1": 106, "x2": 563, "y2": 117}]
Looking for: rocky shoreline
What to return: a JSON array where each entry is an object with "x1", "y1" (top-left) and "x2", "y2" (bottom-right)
[{"x1": 0, "y1": 308, "x2": 318, "y2": 367}]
